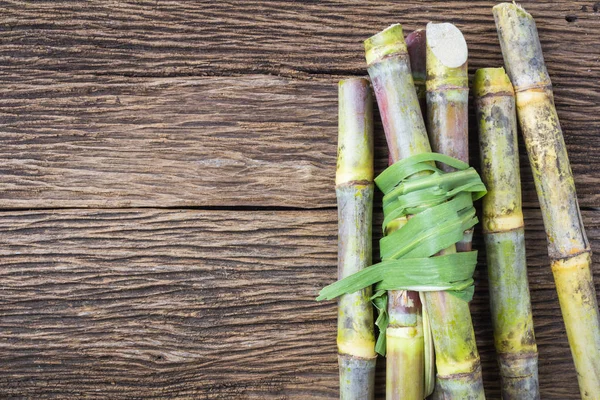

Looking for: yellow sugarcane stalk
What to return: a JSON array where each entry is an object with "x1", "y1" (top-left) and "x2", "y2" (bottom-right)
[
  {"x1": 336, "y1": 78, "x2": 377, "y2": 399},
  {"x1": 474, "y1": 67, "x2": 539, "y2": 399},
  {"x1": 494, "y1": 4, "x2": 600, "y2": 399}
]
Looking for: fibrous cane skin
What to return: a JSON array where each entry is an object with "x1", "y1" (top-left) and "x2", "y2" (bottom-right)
[
  {"x1": 474, "y1": 67, "x2": 540, "y2": 400},
  {"x1": 424, "y1": 23, "x2": 485, "y2": 400},
  {"x1": 336, "y1": 78, "x2": 377, "y2": 400},
  {"x1": 494, "y1": 4, "x2": 600, "y2": 399},
  {"x1": 365, "y1": 24, "x2": 485, "y2": 400}
]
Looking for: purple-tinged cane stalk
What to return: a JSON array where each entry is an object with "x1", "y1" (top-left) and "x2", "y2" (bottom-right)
[
  {"x1": 365, "y1": 25, "x2": 426, "y2": 400},
  {"x1": 406, "y1": 29, "x2": 427, "y2": 118},
  {"x1": 336, "y1": 78, "x2": 377, "y2": 399},
  {"x1": 474, "y1": 67, "x2": 539, "y2": 399}
]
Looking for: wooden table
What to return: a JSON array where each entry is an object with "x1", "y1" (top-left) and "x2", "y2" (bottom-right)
[{"x1": 0, "y1": 1, "x2": 598, "y2": 398}]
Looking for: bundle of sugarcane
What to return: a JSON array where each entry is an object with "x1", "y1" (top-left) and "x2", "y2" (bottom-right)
[
  {"x1": 335, "y1": 78, "x2": 377, "y2": 399},
  {"x1": 319, "y1": 23, "x2": 489, "y2": 399},
  {"x1": 494, "y1": 3, "x2": 600, "y2": 398},
  {"x1": 317, "y1": 4, "x2": 597, "y2": 398},
  {"x1": 474, "y1": 67, "x2": 539, "y2": 399}
]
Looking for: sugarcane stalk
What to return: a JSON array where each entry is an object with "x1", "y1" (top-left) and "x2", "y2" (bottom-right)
[
  {"x1": 365, "y1": 24, "x2": 485, "y2": 400},
  {"x1": 425, "y1": 21, "x2": 473, "y2": 259},
  {"x1": 407, "y1": 27, "x2": 438, "y2": 400},
  {"x1": 336, "y1": 78, "x2": 377, "y2": 399},
  {"x1": 424, "y1": 23, "x2": 479, "y2": 400},
  {"x1": 425, "y1": 22, "x2": 469, "y2": 170},
  {"x1": 474, "y1": 67, "x2": 540, "y2": 399},
  {"x1": 426, "y1": 23, "x2": 483, "y2": 398},
  {"x1": 406, "y1": 28, "x2": 436, "y2": 399},
  {"x1": 365, "y1": 24, "x2": 427, "y2": 400},
  {"x1": 494, "y1": 4, "x2": 600, "y2": 399}
]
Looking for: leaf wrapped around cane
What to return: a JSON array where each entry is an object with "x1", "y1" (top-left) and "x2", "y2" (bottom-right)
[
  {"x1": 318, "y1": 152, "x2": 487, "y2": 398},
  {"x1": 494, "y1": 4, "x2": 600, "y2": 398},
  {"x1": 336, "y1": 78, "x2": 377, "y2": 399},
  {"x1": 475, "y1": 67, "x2": 540, "y2": 399}
]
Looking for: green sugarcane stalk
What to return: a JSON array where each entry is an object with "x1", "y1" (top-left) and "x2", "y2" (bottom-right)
[
  {"x1": 474, "y1": 67, "x2": 540, "y2": 399},
  {"x1": 336, "y1": 78, "x2": 377, "y2": 399},
  {"x1": 494, "y1": 4, "x2": 600, "y2": 399},
  {"x1": 365, "y1": 24, "x2": 485, "y2": 400}
]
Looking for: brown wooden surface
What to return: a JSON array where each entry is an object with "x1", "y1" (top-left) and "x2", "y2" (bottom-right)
[{"x1": 0, "y1": 1, "x2": 599, "y2": 398}]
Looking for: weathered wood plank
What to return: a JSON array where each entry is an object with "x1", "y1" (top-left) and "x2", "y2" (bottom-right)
[
  {"x1": 1, "y1": 0, "x2": 599, "y2": 209},
  {"x1": 0, "y1": 209, "x2": 339, "y2": 399},
  {"x1": 2, "y1": 2, "x2": 599, "y2": 399},
  {"x1": 0, "y1": 208, "x2": 599, "y2": 398},
  {"x1": 0, "y1": 74, "x2": 599, "y2": 209},
  {"x1": 1, "y1": 1, "x2": 598, "y2": 77},
  {"x1": 0, "y1": 75, "x2": 339, "y2": 208}
]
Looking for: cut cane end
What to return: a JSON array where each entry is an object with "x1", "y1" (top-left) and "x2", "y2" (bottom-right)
[
  {"x1": 364, "y1": 24, "x2": 407, "y2": 66},
  {"x1": 473, "y1": 67, "x2": 514, "y2": 98},
  {"x1": 426, "y1": 22, "x2": 468, "y2": 69},
  {"x1": 493, "y1": 2, "x2": 531, "y2": 21}
]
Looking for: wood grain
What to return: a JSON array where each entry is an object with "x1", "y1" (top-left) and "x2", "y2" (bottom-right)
[
  {"x1": 0, "y1": 73, "x2": 599, "y2": 209},
  {"x1": 0, "y1": 209, "x2": 339, "y2": 399},
  {"x1": 0, "y1": 0, "x2": 598, "y2": 77},
  {"x1": 0, "y1": 1, "x2": 599, "y2": 208},
  {"x1": 0, "y1": 207, "x2": 599, "y2": 399},
  {"x1": 0, "y1": 75, "x2": 337, "y2": 208}
]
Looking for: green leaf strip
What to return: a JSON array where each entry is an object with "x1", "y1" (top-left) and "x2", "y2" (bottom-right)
[{"x1": 317, "y1": 153, "x2": 487, "y2": 355}]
